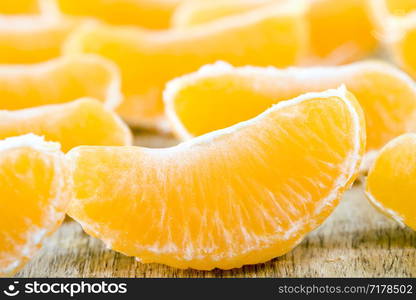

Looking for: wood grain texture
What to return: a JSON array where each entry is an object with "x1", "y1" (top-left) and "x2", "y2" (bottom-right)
[{"x1": 16, "y1": 132, "x2": 416, "y2": 278}]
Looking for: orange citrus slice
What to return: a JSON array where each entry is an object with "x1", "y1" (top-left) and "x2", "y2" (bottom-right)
[
  {"x1": 53, "y1": 0, "x2": 180, "y2": 29},
  {"x1": 0, "y1": 54, "x2": 121, "y2": 110},
  {"x1": 164, "y1": 60, "x2": 416, "y2": 154},
  {"x1": 173, "y1": 0, "x2": 377, "y2": 65},
  {"x1": 370, "y1": 0, "x2": 416, "y2": 78},
  {"x1": 64, "y1": 1, "x2": 307, "y2": 128},
  {"x1": 366, "y1": 133, "x2": 416, "y2": 230},
  {"x1": 67, "y1": 87, "x2": 365, "y2": 270},
  {"x1": 0, "y1": 134, "x2": 70, "y2": 277},
  {"x1": 385, "y1": 13, "x2": 416, "y2": 79},
  {"x1": 0, "y1": 98, "x2": 132, "y2": 152},
  {"x1": 0, "y1": 16, "x2": 82, "y2": 64}
]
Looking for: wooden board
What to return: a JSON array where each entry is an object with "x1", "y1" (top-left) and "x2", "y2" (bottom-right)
[{"x1": 16, "y1": 132, "x2": 416, "y2": 278}]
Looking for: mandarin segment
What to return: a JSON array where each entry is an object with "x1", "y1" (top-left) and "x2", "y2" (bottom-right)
[
  {"x1": 0, "y1": 16, "x2": 83, "y2": 64},
  {"x1": 387, "y1": 14, "x2": 416, "y2": 79},
  {"x1": 64, "y1": 1, "x2": 307, "y2": 128},
  {"x1": 370, "y1": 0, "x2": 416, "y2": 78},
  {"x1": 67, "y1": 87, "x2": 365, "y2": 270},
  {"x1": 0, "y1": 54, "x2": 121, "y2": 110},
  {"x1": 366, "y1": 133, "x2": 416, "y2": 230},
  {"x1": 0, "y1": 134, "x2": 70, "y2": 277},
  {"x1": 0, "y1": 99, "x2": 132, "y2": 152},
  {"x1": 164, "y1": 61, "x2": 416, "y2": 153},
  {"x1": 53, "y1": 0, "x2": 180, "y2": 29},
  {"x1": 173, "y1": 0, "x2": 377, "y2": 65}
]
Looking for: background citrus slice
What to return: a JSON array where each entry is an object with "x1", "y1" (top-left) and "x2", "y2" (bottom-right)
[
  {"x1": 0, "y1": 98, "x2": 132, "y2": 152},
  {"x1": 0, "y1": 54, "x2": 121, "y2": 110},
  {"x1": 0, "y1": 0, "x2": 42, "y2": 15},
  {"x1": 366, "y1": 133, "x2": 416, "y2": 230},
  {"x1": 173, "y1": 0, "x2": 377, "y2": 65},
  {"x1": 0, "y1": 134, "x2": 70, "y2": 277},
  {"x1": 67, "y1": 87, "x2": 365, "y2": 270},
  {"x1": 370, "y1": 0, "x2": 416, "y2": 78},
  {"x1": 386, "y1": 12, "x2": 416, "y2": 79},
  {"x1": 164, "y1": 61, "x2": 416, "y2": 153},
  {"x1": 53, "y1": 0, "x2": 180, "y2": 29},
  {"x1": 64, "y1": 1, "x2": 307, "y2": 128},
  {"x1": 0, "y1": 16, "x2": 81, "y2": 64}
]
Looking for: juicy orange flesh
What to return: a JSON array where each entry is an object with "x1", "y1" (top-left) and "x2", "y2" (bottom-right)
[
  {"x1": 392, "y1": 25, "x2": 416, "y2": 79},
  {"x1": 64, "y1": 6, "x2": 306, "y2": 125},
  {"x1": 68, "y1": 93, "x2": 363, "y2": 270},
  {"x1": 171, "y1": 63, "x2": 416, "y2": 151},
  {"x1": 0, "y1": 146, "x2": 64, "y2": 275},
  {"x1": 0, "y1": 99, "x2": 131, "y2": 152},
  {"x1": 367, "y1": 134, "x2": 416, "y2": 230},
  {"x1": 56, "y1": 0, "x2": 180, "y2": 29},
  {"x1": 0, "y1": 0, "x2": 40, "y2": 14},
  {"x1": 385, "y1": 0, "x2": 416, "y2": 15},
  {"x1": 0, "y1": 56, "x2": 116, "y2": 110},
  {"x1": 0, "y1": 18, "x2": 79, "y2": 64}
]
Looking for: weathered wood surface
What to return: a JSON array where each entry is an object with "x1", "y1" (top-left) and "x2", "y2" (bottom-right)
[{"x1": 16, "y1": 132, "x2": 416, "y2": 278}]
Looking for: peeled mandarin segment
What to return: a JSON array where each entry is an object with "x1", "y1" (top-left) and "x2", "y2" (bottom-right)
[
  {"x1": 387, "y1": 14, "x2": 416, "y2": 79},
  {"x1": 63, "y1": 1, "x2": 308, "y2": 128},
  {"x1": 0, "y1": 0, "x2": 41, "y2": 15},
  {"x1": 67, "y1": 87, "x2": 365, "y2": 270},
  {"x1": 164, "y1": 61, "x2": 416, "y2": 153},
  {"x1": 371, "y1": 0, "x2": 416, "y2": 78},
  {"x1": 366, "y1": 134, "x2": 416, "y2": 230},
  {"x1": 0, "y1": 99, "x2": 132, "y2": 152},
  {"x1": 0, "y1": 134, "x2": 70, "y2": 277},
  {"x1": 172, "y1": 0, "x2": 377, "y2": 65},
  {"x1": 54, "y1": 0, "x2": 180, "y2": 29},
  {"x1": 0, "y1": 17, "x2": 81, "y2": 64},
  {"x1": 0, "y1": 54, "x2": 121, "y2": 110}
]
